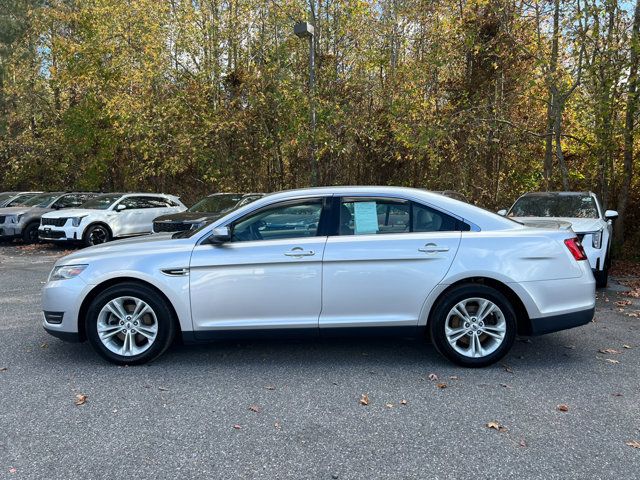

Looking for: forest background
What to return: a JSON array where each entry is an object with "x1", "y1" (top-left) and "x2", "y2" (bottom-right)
[{"x1": 1, "y1": 0, "x2": 639, "y2": 254}]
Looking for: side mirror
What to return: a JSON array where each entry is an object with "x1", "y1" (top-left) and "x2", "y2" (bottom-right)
[
  {"x1": 115, "y1": 204, "x2": 126, "y2": 212},
  {"x1": 605, "y1": 210, "x2": 618, "y2": 220},
  {"x1": 209, "y1": 226, "x2": 232, "y2": 244},
  {"x1": 497, "y1": 209, "x2": 507, "y2": 216}
]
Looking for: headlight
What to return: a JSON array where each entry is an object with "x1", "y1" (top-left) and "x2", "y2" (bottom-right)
[
  {"x1": 592, "y1": 229, "x2": 603, "y2": 249},
  {"x1": 70, "y1": 216, "x2": 86, "y2": 227},
  {"x1": 49, "y1": 264, "x2": 88, "y2": 281}
]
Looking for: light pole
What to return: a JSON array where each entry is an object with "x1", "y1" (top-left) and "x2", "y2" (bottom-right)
[{"x1": 294, "y1": 21, "x2": 317, "y2": 186}]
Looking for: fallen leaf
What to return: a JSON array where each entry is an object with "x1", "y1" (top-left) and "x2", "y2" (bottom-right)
[
  {"x1": 74, "y1": 394, "x2": 88, "y2": 406},
  {"x1": 615, "y1": 300, "x2": 632, "y2": 306},
  {"x1": 605, "y1": 358, "x2": 620, "y2": 364},
  {"x1": 598, "y1": 348, "x2": 622, "y2": 355},
  {"x1": 249, "y1": 404, "x2": 261, "y2": 413},
  {"x1": 626, "y1": 440, "x2": 640, "y2": 449},
  {"x1": 274, "y1": 421, "x2": 281, "y2": 430},
  {"x1": 449, "y1": 375, "x2": 459, "y2": 380},
  {"x1": 428, "y1": 373, "x2": 439, "y2": 381},
  {"x1": 436, "y1": 383, "x2": 447, "y2": 389},
  {"x1": 502, "y1": 364, "x2": 514, "y2": 374},
  {"x1": 486, "y1": 421, "x2": 508, "y2": 432},
  {"x1": 40, "y1": 343, "x2": 48, "y2": 349},
  {"x1": 0, "y1": 367, "x2": 7, "y2": 372},
  {"x1": 623, "y1": 345, "x2": 632, "y2": 349},
  {"x1": 264, "y1": 385, "x2": 276, "y2": 390},
  {"x1": 9, "y1": 468, "x2": 17, "y2": 474},
  {"x1": 500, "y1": 383, "x2": 511, "y2": 388},
  {"x1": 158, "y1": 386, "x2": 169, "y2": 391},
  {"x1": 564, "y1": 345, "x2": 576, "y2": 350},
  {"x1": 519, "y1": 438, "x2": 527, "y2": 448},
  {"x1": 612, "y1": 392, "x2": 623, "y2": 397},
  {"x1": 232, "y1": 424, "x2": 242, "y2": 430},
  {"x1": 557, "y1": 404, "x2": 569, "y2": 412},
  {"x1": 400, "y1": 399, "x2": 407, "y2": 405},
  {"x1": 359, "y1": 393, "x2": 369, "y2": 406},
  {"x1": 385, "y1": 403, "x2": 394, "y2": 408}
]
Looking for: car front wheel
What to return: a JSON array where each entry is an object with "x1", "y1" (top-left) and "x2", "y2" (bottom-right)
[
  {"x1": 429, "y1": 284, "x2": 517, "y2": 367},
  {"x1": 83, "y1": 224, "x2": 111, "y2": 247},
  {"x1": 85, "y1": 283, "x2": 176, "y2": 365}
]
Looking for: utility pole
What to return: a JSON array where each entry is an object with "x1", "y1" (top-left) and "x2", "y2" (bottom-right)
[{"x1": 294, "y1": 21, "x2": 317, "y2": 186}]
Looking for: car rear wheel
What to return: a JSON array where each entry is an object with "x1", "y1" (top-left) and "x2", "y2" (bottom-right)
[
  {"x1": 85, "y1": 283, "x2": 176, "y2": 365},
  {"x1": 429, "y1": 284, "x2": 517, "y2": 367},
  {"x1": 83, "y1": 224, "x2": 111, "y2": 247}
]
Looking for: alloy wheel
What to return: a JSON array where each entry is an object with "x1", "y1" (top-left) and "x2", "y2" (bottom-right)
[
  {"x1": 444, "y1": 297, "x2": 506, "y2": 358},
  {"x1": 97, "y1": 296, "x2": 158, "y2": 357},
  {"x1": 89, "y1": 227, "x2": 108, "y2": 245}
]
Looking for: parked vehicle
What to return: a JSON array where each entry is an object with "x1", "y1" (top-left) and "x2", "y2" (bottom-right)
[
  {"x1": 0, "y1": 192, "x2": 99, "y2": 243},
  {"x1": 42, "y1": 186, "x2": 595, "y2": 367},
  {"x1": 0, "y1": 191, "x2": 44, "y2": 208},
  {"x1": 153, "y1": 192, "x2": 264, "y2": 233},
  {"x1": 498, "y1": 191, "x2": 617, "y2": 288},
  {"x1": 39, "y1": 193, "x2": 186, "y2": 247}
]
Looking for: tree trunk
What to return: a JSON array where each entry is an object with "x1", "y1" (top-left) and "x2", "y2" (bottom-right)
[
  {"x1": 543, "y1": 0, "x2": 561, "y2": 189},
  {"x1": 615, "y1": 0, "x2": 640, "y2": 242}
]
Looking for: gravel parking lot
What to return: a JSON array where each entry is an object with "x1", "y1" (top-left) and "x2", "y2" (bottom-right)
[{"x1": 1, "y1": 244, "x2": 639, "y2": 479}]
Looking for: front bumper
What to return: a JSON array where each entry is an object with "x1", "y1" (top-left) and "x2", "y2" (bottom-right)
[
  {"x1": 38, "y1": 225, "x2": 82, "y2": 242},
  {"x1": 0, "y1": 224, "x2": 24, "y2": 239},
  {"x1": 579, "y1": 232, "x2": 607, "y2": 271},
  {"x1": 42, "y1": 274, "x2": 91, "y2": 341},
  {"x1": 43, "y1": 325, "x2": 82, "y2": 342}
]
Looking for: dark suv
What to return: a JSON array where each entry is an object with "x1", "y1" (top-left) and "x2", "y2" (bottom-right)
[{"x1": 153, "y1": 193, "x2": 264, "y2": 233}]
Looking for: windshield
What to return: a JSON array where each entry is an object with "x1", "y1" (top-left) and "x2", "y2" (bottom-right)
[
  {"x1": 0, "y1": 193, "x2": 15, "y2": 204},
  {"x1": 81, "y1": 194, "x2": 122, "y2": 210},
  {"x1": 21, "y1": 193, "x2": 63, "y2": 208},
  {"x1": 6, "y1": 193, "x2": 41, "y2": 207},
  {"x1": 509, "y1": 195, "x2": 599, "y2": 219},
  {"x1": 188, "y1": 194, "x2": 244, "y2": 214}
]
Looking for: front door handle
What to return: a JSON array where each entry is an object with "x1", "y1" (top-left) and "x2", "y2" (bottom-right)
[
  {"x1": 284, "y1": 247, "x2": 315, "y2": 257},
  {"x1": 418, "y1": 243, "x2": 450, "y2": 253}
]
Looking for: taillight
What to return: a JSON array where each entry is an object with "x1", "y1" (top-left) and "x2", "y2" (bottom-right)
[{"x1": 564, "y1": 237, "x2": 588, "y2": 261}]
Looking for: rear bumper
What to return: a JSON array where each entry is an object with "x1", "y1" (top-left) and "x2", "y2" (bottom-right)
[{"x1": 529, "y1": 307, "x2": 595, "y2": 335}]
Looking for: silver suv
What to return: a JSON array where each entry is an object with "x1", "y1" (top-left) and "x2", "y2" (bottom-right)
[{"x1": 0, "y1": 192, "x2": 98, "y2": 243}]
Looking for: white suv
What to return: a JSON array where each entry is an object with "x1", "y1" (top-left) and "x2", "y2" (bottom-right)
[
  {"x1": 39, "y1": 193, "x2": 186, "y2": 247},
  {"x1": 499, "y1": 191, "x2": 618, "y2": 288}
]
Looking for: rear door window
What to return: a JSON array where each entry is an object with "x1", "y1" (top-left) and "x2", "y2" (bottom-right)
[{"x1": 339, "y1": 197, "x2": 464, "y2": 235}]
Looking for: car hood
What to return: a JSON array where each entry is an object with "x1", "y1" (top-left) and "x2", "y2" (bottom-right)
[
  {"x1": 56, "y1": 233, "x2": 188, "y2": 265},
  {"x1": 154, "y1": 211, "x2": 221, "y2": 223},
  {"x1": 0, "y1": 206, "x2": 32, "y2": 216},
  {"x1": 42, "y1": 208, "x2": 101, "y2": 219},
  {"x1": 513, "y1": 217, "x2": 603, "y2": 233}
]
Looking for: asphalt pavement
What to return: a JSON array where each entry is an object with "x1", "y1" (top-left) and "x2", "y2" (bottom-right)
[{"x1": 0, "y1": 243, "x2": 639, "y2": 479}]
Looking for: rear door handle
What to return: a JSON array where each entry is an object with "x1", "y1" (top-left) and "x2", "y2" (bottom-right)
[
  {"x1": 284, "y1": 247, "x2": 315, "y2": 257},
  {"x1": 418, "y1": 243, "x2": 450, "y2": 253}
]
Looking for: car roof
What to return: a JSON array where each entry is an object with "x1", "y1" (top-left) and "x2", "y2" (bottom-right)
[
  {"x1": 225, "y1": 186, "x2": 517, "y2": 231},
  {"x1": 520, "y1": 191, "x2": 594, "y2": 197}
]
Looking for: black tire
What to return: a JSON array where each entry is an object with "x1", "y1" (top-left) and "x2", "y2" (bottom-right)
[
  {"x1": 429, "y1": 284, "x2": 517, "y2": 368},
  {"x1": 22, "y1": 222, "x2": 40, "y2": 244},
  {"x1": 83, "y1": 224, "x2": 111, "y2": 247},
  {"x1": 594, "y1": 267, "x2": 609, "y2": 289},
  {"x1": 85, "y1": 282, "x2": 177, "y2": 365}
]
